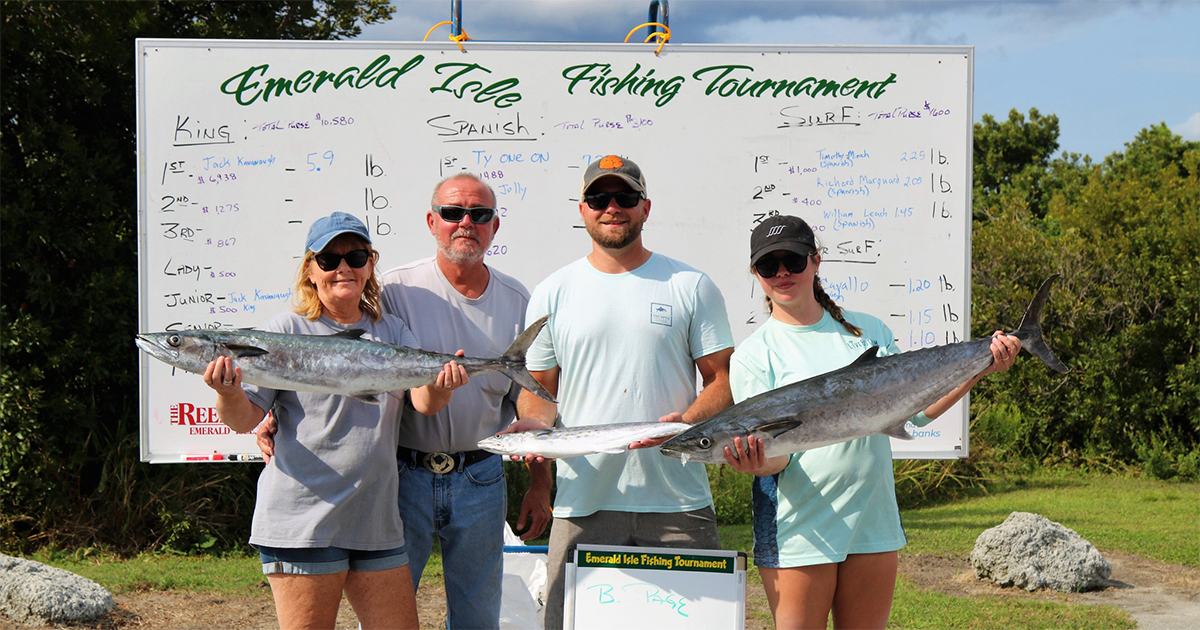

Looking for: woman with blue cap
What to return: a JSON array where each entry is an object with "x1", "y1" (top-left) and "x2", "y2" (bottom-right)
[{"x1": 202, "y1": 211, "x2": 466, "y2": 629}]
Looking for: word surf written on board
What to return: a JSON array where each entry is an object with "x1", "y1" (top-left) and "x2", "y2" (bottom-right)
[
  {"x1": 567, "y1": 545, "x2": 746, "y2": 630},
  {"x1": 137, "y1": 41, "x2": 973, "y2": 463}
]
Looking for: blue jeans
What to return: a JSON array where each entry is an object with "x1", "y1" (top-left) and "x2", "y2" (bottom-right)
[{"x1": 398, "y1": 453, "x2": 506, "y2": 630}]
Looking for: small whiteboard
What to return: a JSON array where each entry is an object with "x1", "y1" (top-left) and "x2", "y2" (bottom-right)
[
  {"x1": 136, "y1": 40, "x2": 974, "y2": 462},
  {"x1": 567, "y1": 545, "x2": 746, "y2": 630}
]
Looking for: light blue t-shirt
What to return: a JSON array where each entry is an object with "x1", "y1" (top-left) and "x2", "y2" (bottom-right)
[
  {"x1": 526, "y1": 253, "x2": 734, "y2": 518},
  {"x1": 732, "y1": 309, "x2": 932, "y2": 567},
  {"x1": 244, "y1": 311, "x2": 416, "y2": 550}
]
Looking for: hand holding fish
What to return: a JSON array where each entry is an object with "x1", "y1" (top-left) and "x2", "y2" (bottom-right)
[
  {"x1": 978, "y1": 332, "x2": 1022, "y2": 377},
  {"x1": 410, "y1": 350, "x2": 470, "y2": 414},
  {"x1": 495, "y1": 417, "x2": 557, "y2": 463},
  {"x1": 628, "y1": 412, "x2": 687, "y2": 450},
  {"x1": 203, "y1": 356, "x2": 242, "y2": 393},
  {"x1": 202, "y1": 356, "x2": 266, "y2": 434},
  {"x1": 723, "y1": 435, "x2": 789, "y2": 477}
]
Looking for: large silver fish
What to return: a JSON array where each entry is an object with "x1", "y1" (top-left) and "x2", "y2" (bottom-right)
[
  {"x1": 477, "y1": 421, "x2": 693, "y2": 459},
  {"x1": 659, "y1": 276, "x2": 1070, "y2": 465},
  {"x1": 135, "y1": 315, "x2": 556, "y2": 403}
]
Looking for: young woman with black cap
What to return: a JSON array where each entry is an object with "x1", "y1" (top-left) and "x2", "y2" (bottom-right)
[{"x1": 723, "y1": 214, "x2": 1021, "y2": 630}]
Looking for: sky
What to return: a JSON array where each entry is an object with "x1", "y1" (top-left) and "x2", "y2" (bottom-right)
[{"x1": 356, "y1": 0, "x2": 1200, "y2": 161}]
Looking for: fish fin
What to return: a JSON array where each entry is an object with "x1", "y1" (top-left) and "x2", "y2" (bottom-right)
[
  {"x1": 883, "y1": 421, "x2": 914, "y2": 440},
  {"x1": 222, "y1": 343, "x2": 268, "y2": 358},
  {"x1": 757, "y1": 418, "x2": 804, "y2": 438},
  {"x1": 330, "y1": 328, "x2": 368, "y2": 339},
  {"x1": 350, "y1": 393, "x2": 383, "y2": 404},
  {"x1": 495, "y1": 315, "x2": 558, "y2": 403},
  {"x1": 529, "y1": 429, "x2": 553, "y2": 437},
  {"x1": 850, "y1": 346, "x2": 881, "y2": 365},
  {"x1": 1011, "y1": 275, "x2": 1070, "y2": 373}
]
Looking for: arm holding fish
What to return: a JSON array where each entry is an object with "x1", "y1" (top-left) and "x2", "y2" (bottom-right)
[
  {"x1": 919, "y1": 332, "x2": 1021, "y2": 420},
  {"x1": 629, "y1": 347, "x2": 735, "y2": 449},
  {"x1": 204, "y1": 356, "x2": 267, "y2": 433},
  {"x1": 408, "y1": 351, "x2": 470, "y2": 415},
  {"x1": 721, "y1": 358, "x2": 791, "y2": 475},
  {"x1": 508, "y1": 367, "x2": 559, "y2": 539},
  {"x1": 508, "y1": 367, "x2": 560, "y2": 462}
]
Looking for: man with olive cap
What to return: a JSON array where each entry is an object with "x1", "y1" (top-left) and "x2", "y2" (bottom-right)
[{"x1": 505, "y1": 155, "x2": 735, "y2": 629}]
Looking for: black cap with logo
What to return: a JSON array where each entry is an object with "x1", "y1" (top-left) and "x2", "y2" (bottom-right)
[{"x1": 749, "y1": 215, "x2": 817, "y2": 264}]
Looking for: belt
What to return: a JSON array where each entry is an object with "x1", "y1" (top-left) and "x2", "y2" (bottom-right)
[{"x1": 398, "y1": 446, "x2": 493, "y2": 474}]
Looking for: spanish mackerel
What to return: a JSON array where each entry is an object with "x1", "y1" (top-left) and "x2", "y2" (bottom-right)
[
  {"x1": 659, "y1": 276, "x2": 1069, "y2": 465},
  {"x1": 477, "y1": 421, "x2": 693, "y2": 459},
  {"x1": 135, "y1": 315, "x2": 556, "y2": 403}
]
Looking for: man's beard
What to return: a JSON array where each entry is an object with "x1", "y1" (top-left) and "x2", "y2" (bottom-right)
[
  {"x1": 438, "y1": 229, "x2": 487, "y2": 265},
  {"x1": 585, "y1": 217, "x2": 643, "y2": 249}
]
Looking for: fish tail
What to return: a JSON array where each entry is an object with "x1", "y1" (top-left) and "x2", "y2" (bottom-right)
[
  {"x1": 499, "y1": 314, "x2": 557, "y2": 403},
  {"x1": 1012, "y1": 275, "x2": 1070, "y2": 374}
]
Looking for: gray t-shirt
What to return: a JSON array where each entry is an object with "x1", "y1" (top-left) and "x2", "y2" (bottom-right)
[
  {"x1": 244, "y1": 310, "x2": 416, "y2": 550},
  {"x1": 381, "y1": 257, "x2": 530, "y2": 453}
]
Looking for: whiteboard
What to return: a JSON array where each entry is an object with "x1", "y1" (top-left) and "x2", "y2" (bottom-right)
[
  {"x1": 566, "y1": 545, "x2": 745, "y2": 630},
  {"x1": 136, "y1": 40, "x2": 974, "y2": 463}
]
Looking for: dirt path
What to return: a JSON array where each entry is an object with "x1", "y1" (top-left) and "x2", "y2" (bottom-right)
[
  {"x1": 900, "y1": 551, "x2": 1200, "y2": 630},
  {"x1": 2, "y1": 551, "x2": 1195, "y2": 629}
]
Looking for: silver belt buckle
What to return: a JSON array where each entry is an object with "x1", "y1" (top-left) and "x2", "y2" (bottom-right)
[{"x1": 422, "y1": 452, "x2": 457, "y2": 474}]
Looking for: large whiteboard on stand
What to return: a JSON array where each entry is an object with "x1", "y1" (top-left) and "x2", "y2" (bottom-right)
[{"x1": 136, "y1": 40, "x2": 974, "y2": 463}]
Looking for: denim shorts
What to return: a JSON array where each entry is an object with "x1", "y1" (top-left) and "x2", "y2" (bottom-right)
[{"x1": 255, "y1": 544, "x2": 409, "y2": 575}]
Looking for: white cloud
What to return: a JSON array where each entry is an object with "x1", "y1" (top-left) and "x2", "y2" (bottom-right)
[{"x1": 1176, "y1": 112, "x2": 1200, "y2": 142}]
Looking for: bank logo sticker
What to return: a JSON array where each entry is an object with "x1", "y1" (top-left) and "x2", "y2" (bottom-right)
[{"x1": 650, "y1": 302, "x2": 673, "y2": 327}]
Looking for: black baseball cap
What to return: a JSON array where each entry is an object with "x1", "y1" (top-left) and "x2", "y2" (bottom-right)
[{"x1": 750, "y1": 215, "x2": 816, "y2": 263}]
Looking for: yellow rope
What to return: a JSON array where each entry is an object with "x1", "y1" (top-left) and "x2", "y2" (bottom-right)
[
  {"x1": 424, "y1": 21, "x2": 472, "y2": 51},
  {"x1": 450, "y1": 31, "x2": 472, "y2": 52},
  {"x1": 423, "y1": 21, "x2": 451, "y2": 42},
  {"x1": 624, "y1": 22, "x2": 670, "y2": 54}
]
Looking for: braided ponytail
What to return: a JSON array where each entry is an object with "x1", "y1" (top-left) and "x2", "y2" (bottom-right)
[{"x1": 813, "y1": 274, "x2": 863, "y2": 337}]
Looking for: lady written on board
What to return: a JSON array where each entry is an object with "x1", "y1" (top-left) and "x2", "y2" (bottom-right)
[
  {"x1": 204, "y1": 212, "x2": 467, "y2": 629},
  {"x1": 723, "y1": 215, "x2": 1020, "y2": 630}
]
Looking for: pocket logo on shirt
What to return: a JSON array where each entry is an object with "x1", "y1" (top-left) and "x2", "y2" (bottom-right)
[{"x1": 650, "y1": 302, "x2": 673, "y2": 327}]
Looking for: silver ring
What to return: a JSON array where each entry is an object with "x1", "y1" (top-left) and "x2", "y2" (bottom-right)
[{"x1": 222, "y1": 380, "x2": 234, "y2": 386}]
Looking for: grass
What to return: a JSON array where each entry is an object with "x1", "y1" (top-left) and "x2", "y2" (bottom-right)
[
  {"x1": 900, "y1": 471, "x2": 1200, "y2": 566},
  {"x1": 19, "y1": 470, "x2": 1197, "y2": 629}
]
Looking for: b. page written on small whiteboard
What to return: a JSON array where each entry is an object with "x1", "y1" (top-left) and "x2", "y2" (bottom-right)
[
  {"x1": 137, "y1": 41, "x2": 973, "y2": 462},
  {"x1": 569, "y1": 545, "x2": 745, "y2": 630}
]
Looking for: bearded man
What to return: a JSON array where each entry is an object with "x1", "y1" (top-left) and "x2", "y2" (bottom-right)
[{"x1": 502, "y1": 155, "x2": 736, "y2": 629}]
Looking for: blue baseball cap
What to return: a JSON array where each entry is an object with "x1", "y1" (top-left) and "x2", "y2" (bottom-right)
[{"x1": 305, "y1": 212, "x2": 371, "y2": 253}]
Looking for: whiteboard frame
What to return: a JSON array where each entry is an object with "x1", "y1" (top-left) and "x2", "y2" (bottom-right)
[{"x1": 136, "y1": 39, "x2": 975, "y2": 462}]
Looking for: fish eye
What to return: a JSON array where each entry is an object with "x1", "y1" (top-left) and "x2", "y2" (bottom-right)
[
  {"x1": 698, "y1": 437, "x2": 712, "y2": 449},
  {"x1": 167, "y1": 335, "x2": 182, "y2": 347}
]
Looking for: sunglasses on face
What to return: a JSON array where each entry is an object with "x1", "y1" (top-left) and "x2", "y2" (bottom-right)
[
  {"x1": 432, "y1": 205, "x2": 497, "y2": 224},
  {"x1": 582, "y1": 191, "x2": 643, "y2": 210},
  {"x1": 314, "y1": 249, "x2": 371, "y2": 272},
  {"x1": 754, "y1": 253, "x2": 810, "y2": 279}
]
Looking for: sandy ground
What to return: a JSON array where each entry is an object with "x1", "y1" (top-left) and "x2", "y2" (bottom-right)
[{"x1": 2, "y1": 550, "x2": 1197, "y2": 630}]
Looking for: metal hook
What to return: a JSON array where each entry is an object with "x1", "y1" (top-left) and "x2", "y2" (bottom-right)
[{"x1": 648, "y1": 0, "x2": 669, "y2": 36}]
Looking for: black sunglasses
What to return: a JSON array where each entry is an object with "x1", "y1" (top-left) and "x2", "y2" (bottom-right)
[
  {"x1": 582, "y1": 191, "x2": 643, "y2": 210},
  {"x1": 433, "y1": 205, "x2": 497, "y2": 224},
  {"x1": 754, "y1": 253, "x2": 810, "y2": 279},
  {"x1": 314, "y1": 249, "x2": 371, "y2": 272}
]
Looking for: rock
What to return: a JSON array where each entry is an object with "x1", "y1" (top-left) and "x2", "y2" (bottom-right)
[
  {"x1": 970, "y1": 511, "x2": 1112, "y2": 592},
  {"x1": 0, "y1": 554, "x2": 115, "y2": 624}
]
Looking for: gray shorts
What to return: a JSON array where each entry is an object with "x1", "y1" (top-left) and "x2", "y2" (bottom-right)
[{"x1": 542, "y1": 507, "x2": 720, "y2": 630}]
